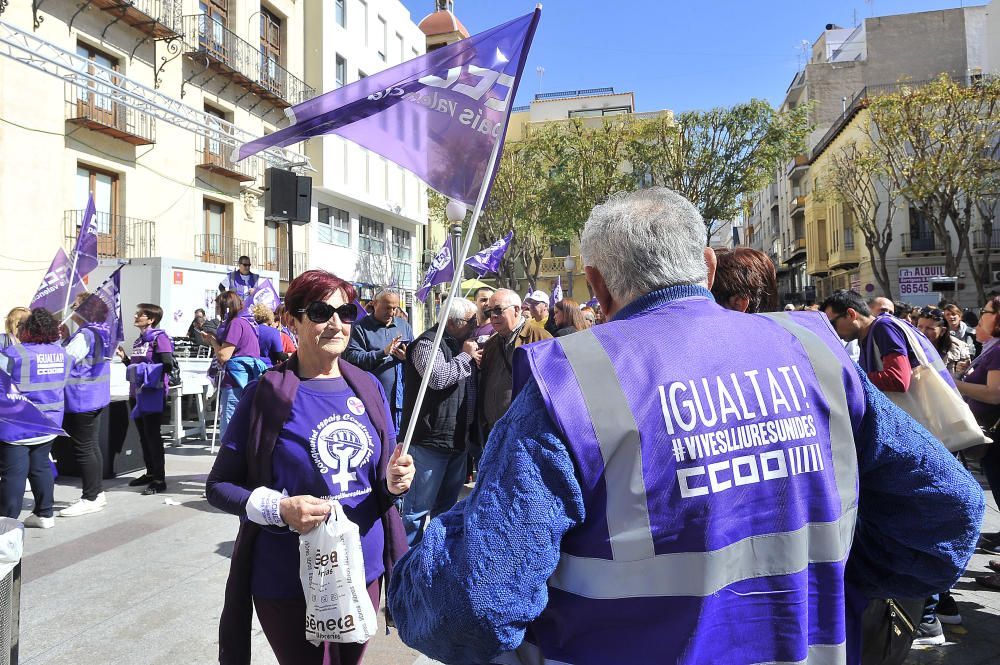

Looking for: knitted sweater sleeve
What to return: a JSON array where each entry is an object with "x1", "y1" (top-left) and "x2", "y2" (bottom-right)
[
  {"x1": 847, "y1": 368, "x2": 985, "y2": 598},
  {"x1": 388, "y1": 378, "x2": 584, "y2": 665}
]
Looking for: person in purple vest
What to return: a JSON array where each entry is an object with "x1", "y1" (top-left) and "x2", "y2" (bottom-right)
[
  {"x1": 204, "y1": 291, "x2": 264, "y2": 439},
  {"x1": 0, "y1": 308, "x2": 70, "y2": 528},
  {"x1": 218, "y1": 255, "x2": 260, "y2": 301},
  {"x1": 388, "y1": 188, "x2": 984, "y2": 665},
  {"x1": 821, "y1": 289, "x2": 966, "y2": 637},
  {"x1": 116, "y1": 303, "x2": 175, "y2": 496},
  {"x1": 58, "y1": 293, "x2": 111, "y2": 517},
  {"x1": 206, "y1": 269, "x2": 413, "y2": 665}
]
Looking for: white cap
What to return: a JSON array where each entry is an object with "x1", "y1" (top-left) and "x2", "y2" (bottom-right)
[
  {"x1": 783, "y1": 304, "x2": 796, "y2": 311},
  {"x1": 524, "y1": 290, "x2": 549, "y2": 304}
]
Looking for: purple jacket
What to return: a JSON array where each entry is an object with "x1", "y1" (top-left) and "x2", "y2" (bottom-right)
[{"x1": 208, "y1": 355, "x2": 407, "y2": 665}]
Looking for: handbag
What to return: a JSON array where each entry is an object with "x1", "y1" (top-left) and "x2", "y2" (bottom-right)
[
  {"x1": 873, "y1": 318, "x2": 991, "y2": 452},
  {"x1": 860, "y1": 598, "x2": 924, "y2": 665}
]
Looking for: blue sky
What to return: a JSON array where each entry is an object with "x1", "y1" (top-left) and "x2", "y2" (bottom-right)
[{"x1": 399, "y1": 0, "x2": 976, "y2": 112}]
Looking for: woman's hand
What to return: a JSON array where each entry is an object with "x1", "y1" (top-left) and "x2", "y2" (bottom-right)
[
  {"x1": 279, "y1": 495, "x2": 332, "y2": 534},
  {"x1": 387, "y1": 444, "x2": 415, "y2": 496},
  {"x1": 115, "y1": 346, "x2": 127, "y2": 361}
]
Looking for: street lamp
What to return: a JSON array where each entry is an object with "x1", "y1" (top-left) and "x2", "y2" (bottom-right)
[{"x1": 564, "y1": 255, "x2": 576, "y2": 299}]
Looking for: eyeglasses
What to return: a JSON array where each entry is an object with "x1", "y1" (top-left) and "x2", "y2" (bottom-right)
[
  {"x1": 466, "y1": 315, "x2": 478, "y2": 327},
  {"x1": 485, "y1": 304, "x2": 517, "y2": 318},
  {"x1": 297, "y1": 302, "x2": 358, "y2": 324},
  {"x1": 982, "y1": 307, "x2": 997, "y2": 317},
  {"x1": 920, "y1": 307, "x2": 944, "y2": 319}
]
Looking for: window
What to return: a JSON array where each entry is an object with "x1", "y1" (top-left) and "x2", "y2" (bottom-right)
[
  {"x1": 203, "y1": 104, "x2": 229, "y2": 162},
  {"x1": 377, "y1": 17, "x2": 387, "y2": 61},
  {"x1": 202, "y1": 199, "x2": 229, "y2": 263},
  {"x1": 77, "y1": 165, "x2": 118, "y2": 254},
  {"x1": 75, "y1": 43, "x2": 119, "y2": 125},
  {"x1": 359, "y1": 217, "x2": 385, "y2": 254},
  {"x1": 359, "y1": 0, "x2": 368, "y2": 46},
  {"x1": 335, "y1": 55, "x2": 346, "y2": 88},
  {"x1": 318, "y1": 205, "x2": 350, "y2": 246},
  {"x1": 391, "y1": 228, "x2": 412, "y2": 286},
  {"x1": 358, "y1": 70, "x2": 367, "y2": 80},
  {"x1": 198, "y1": 0, "x2": 228, "y2": 58},
  {"x1": 260, "y1": 8, "x2": 282, "y2": 91},
  {"x1": 335, "y1": 0, "x2": 346, "y2": 27},
  {"x1": 549, "y1": 242, "x2": 570, "y2": 257},
  {"x1": 396, "y1": 33, "x2": 404, "y2": 64},
  {"x1": 567, "y1": 106, "x2": 631, "y2": 119}
]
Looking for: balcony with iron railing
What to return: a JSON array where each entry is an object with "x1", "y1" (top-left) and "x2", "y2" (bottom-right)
[
  {"x1": 260, "y1": 246, "x2": 307, "y2": 282},
  {"x1": 180, "y1": 15, "x2": 314, "y2": 108},
  {"x1": 196, "y1": 132, "x2": 257, "y2": 182},
  {"x1": 194, "y1": 234, "x2": 258, "y2": 267},
  {"x1": 901, "y1": 231, "x2": 939, "y2": 253},
  {"x1": 786, "y1": 153, "x2": 809, "y2": 179},
  {"x1": 65, "y1": 81, "x2": 155, "y2": 145},
  {"x1": 64, "y1": 210, "x2": 156, "y2": 259},
  {"x1": 538, "y1": 255, "x2": 581, "y2": 277},
  {"x1": 972, "y1": 228, "x2": 1000, "y2": 250},
  {"x1": 90, "y1": 0, "x2": 182, "y2": 39}
]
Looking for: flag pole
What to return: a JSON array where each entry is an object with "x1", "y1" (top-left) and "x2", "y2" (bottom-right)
[
  {"x1": 399, "y1": 133, "x2": 505, "y2": 458},
  {"x1": 59, "y1": 265, "x2": 122, "y2": 327}
]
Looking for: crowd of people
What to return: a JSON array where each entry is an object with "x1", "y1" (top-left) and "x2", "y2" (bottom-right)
[{"x1": 3, "y1": 192, "x2": 998, "y2": 664}]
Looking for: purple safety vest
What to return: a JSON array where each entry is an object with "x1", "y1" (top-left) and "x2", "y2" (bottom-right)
[
  {"x1": 3, "y1": 342, "x2": 70, "y2": 434},
  {"x1": 64, "y1": 325, "x2": 111, "y2": 413},
  {"x1": 130, "y1": 328, "x2": 172, "y2": 395},
  {"x1": 504, "y1": 299, "x2": 863, "y2": 665}
]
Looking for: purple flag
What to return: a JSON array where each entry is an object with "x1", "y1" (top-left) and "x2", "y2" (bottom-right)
[
  {"x1": 551, "y1": 276, "x2": 563, "y2": 306},
  {"x1": 235, "y1": 9, "x2": 541, "y2": 206},
  {"x1": 30, "y1": 248, "x2": 87, "y2": 316},
  {"x1": 0, "y1": 370, "x2": 65, "y2": 440},
  {"x1": 465, "y1": 231, "x2": 513, "y2": 276},
  {"x1": 353, "y1": 299, "x2": 368, "y2": 322},
  {"x1": 416, "y1": 239, "x2": 454, "y2": 303},
  {"x1": 239, "y1": 278, "x2": 281, "y2": 317},
  {"x1": 585, "y1": 297, "x2": 599, "y2": 308},
  {"x1": 73, "y1": 194, "x2": 100, "y2": 279},
  {"x1": 73, "y1": 266, "x2": 124, "y2": 355}
]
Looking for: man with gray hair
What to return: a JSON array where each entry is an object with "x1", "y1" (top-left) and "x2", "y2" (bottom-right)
[
  {"x1": 399, "y1": 297, "x2": 481, "y2": 546},
  {"x1": 390, "y1": 188, "x2": 983, "y2": 665},
  {"x1": 478, "y1": 289, "x2": 551, "y2": 441}
]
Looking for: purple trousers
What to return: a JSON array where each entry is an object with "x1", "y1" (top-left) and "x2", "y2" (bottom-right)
[{"x1": 253, "y1": 579, "x2": 381, "y2": 665}]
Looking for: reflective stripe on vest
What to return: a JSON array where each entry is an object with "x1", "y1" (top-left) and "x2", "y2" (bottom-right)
[
  {"x1": 7, "y1": 344, "x2": 67, "y2": 393},
  {"x1": 546, "y1": 315, "x2": 858, "y2": 602},
  {"x1": 495, "y1": 641, "x2": 848, "y2": 665}
]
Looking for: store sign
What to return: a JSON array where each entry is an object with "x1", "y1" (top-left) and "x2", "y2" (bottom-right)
[{"x1": 898, "y1": 266, "x2": 945, "y2": 295}]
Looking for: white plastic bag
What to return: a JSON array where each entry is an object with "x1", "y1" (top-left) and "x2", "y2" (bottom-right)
[
  {"x1": 0, "y1": 518, "x2": 23, "y2": 579},
  {"x1": 298, "y1": 500, "x2": 378, "y2": 645}
]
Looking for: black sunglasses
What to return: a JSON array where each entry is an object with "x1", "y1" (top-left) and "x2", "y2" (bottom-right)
[
  {"x1": 485, "y1": 304, "x2": 516, "y2": 318},
  {"x1": 297, "y1": 302, "x2": 358, "y2": 324}
]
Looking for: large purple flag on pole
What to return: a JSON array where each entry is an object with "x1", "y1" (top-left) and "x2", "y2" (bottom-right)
[
  {"x1": 0, "y1": 371, "x2": 65, "y2": 440},
  {"x1": 415, "y1": 239, "x2": 454, "y2": 303},
  {"x1": 464, "y1": 231, "x2": 513, "y2": 276},
  {"x1": 30, "y1": 248, "x2": 87, "y2": 316},
  {"x1": 73, "y1": 266, "x2": 124, "y2": 356},
  {"x1": 235, "y1": 8, "x2": 541, "y2": 206},
  {"x1": 73, "y1": 194, "x2": 100, "y2": 279}
]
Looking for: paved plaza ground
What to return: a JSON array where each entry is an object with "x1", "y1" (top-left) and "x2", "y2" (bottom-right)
[{"x1": 12, "y1": 440, "x2": 1000, "y2": 664}]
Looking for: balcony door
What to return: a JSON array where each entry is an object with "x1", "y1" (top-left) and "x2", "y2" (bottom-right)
[
  {"x1": 204, "y1": 105, "x2": 230, "y2": 169},
  {"x1": 76, "y1": 43, "x2": 121, "y2": 130},
  {"x1": 260, "y1": 8, "x2": 282, "y2": 95},
  {"x1": 198, "y1": 0, "x2": 228, "y2": 61},
  {"x1": 77, "y1": 165, "x2": 118, "y2": 257},
  {"x1": 203, "y1": 200, "x2": 229, "y2": 264}
]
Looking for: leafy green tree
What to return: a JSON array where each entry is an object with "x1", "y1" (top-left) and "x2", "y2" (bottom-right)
[{"x1": 630, "y1": 100, "x2": 811, "y2": 245}]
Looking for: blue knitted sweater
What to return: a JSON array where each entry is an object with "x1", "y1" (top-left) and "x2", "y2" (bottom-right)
[{"x1": 388, "y1": 330, "x2": 984, "y2": 665}]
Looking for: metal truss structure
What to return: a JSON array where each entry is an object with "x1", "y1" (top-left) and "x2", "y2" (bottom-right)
[{"x1": 0, "y1": 20, "x2": 310, "y2": 170}]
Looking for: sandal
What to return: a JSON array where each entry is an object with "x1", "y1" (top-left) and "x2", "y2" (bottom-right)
[
  {"x1": 988, "y1": 560, "x2": 1000, "y2": 573},
  {"x1": 976, "y1": 573, "x2": 1000, "y2": 590}
]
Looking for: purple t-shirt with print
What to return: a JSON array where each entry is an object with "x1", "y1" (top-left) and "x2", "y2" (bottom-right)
[
  {"x1": 218, "y1": 316, "x2": 262, "y2": 388},
  {"x1": 961, "y1": 340, "x2": 1000, "y2": 422},
  {"x1": 860, "y1": 314, "x2": 957, "y2": 389},
  {"x1": 222, "y1": 377, "x2": 386, "y2": 599}
]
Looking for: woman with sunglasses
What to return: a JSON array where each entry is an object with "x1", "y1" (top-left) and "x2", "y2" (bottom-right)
[
  {"x1": 916, "y1": 307, "x2": 971, "y2": 379},
  {"x1": 207, "y1": 269, "x2": 413, "y2": 665},
  {"x1": 955, "y1": 295, "x2": 1000, "y2": 590}
]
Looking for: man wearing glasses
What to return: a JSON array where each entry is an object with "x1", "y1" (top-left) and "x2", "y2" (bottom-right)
[
  {"x1": 478, "y1": 290, "x2": 551, "y2": 442},
  {"x1": 399, "y1": 297, "x2": 482, "y2": 546},
  {"x1": 218, "y1": 255, "x2": 259, "y2": 300}
]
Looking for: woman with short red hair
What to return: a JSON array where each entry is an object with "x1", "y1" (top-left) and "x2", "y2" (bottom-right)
[{"x1": 207, "y1": 269, "x2": 413, "y2": 665}]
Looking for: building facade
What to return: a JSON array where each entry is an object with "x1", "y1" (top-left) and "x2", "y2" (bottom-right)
[{"x1": 744, "y1": 5, "x2": 991, "y2": 306}]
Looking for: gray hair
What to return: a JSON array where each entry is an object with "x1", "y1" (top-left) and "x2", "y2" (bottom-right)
[
  {"x1": 580, "y1": 188, "x2": 707, "y2": 303},
  {"x1": 492, "y1": 289, "x2": 521, "y2": 307},
  {"x1": 439, "y1": 297, "x2": 478, "y2": 324},
  {"x1": 375, "y1": 288, "x2": 402, "y2": 301}
]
